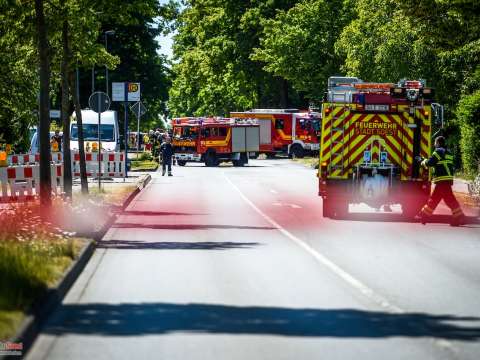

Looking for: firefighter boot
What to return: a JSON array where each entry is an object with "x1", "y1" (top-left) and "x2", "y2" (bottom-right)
[
  {"x1": 162, "y1": 170, "x2": 166, "y2": 176},
  {"x1": 450, "y1": 207, "x2": 466, "y2": 227},
  {"x1": 168, "y1": 172, "x2": 173, "y2": 176},
  {"x1": 414, "y1": 212, "x2": 428, "y2": 225},
  {"x1": 450, "y1": 215, "x2": 466, "y2": 227}
]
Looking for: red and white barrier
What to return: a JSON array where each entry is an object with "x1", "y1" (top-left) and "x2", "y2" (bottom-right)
[
  {"x1": 6, "y1": 151, "x2": 124, "y2": 178},
  {"x1": 72, "y1": 152, "x2": 125, "y2": 178},
  {"x1": 7, "y1": 152, "x2": 62, "y2": 165},
  {"x1": 0, "y1": 164, "x2": 63, "y2": 203}
]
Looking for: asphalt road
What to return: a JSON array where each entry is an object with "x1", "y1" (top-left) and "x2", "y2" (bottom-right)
[{"x1": 27, "y1": 159, "x2": 480, "y2": 360}]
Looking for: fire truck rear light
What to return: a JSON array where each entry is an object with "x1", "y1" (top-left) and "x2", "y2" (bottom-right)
[
  {"x1": 325, "y1": 108, "x2": 331, "y2": 114},
  {"x1": 321, "y1": 161, "x2": 327, "y2": 167},
  {"x1": 424, "y1": 111, "x2": 429, "y2": 116}
]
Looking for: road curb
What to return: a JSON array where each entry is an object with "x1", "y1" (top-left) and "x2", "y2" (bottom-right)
[
  {"x1": 2, "y1": 239, "x2": 95, "y2": 360},
  {"x1": 1, "y1": 174, "x2": 152, "y2": 359},
  {"x1": 92, "y1": 173, "x2": 151, "y2": 242},
  {"x1": 121, "y1": 173, "x2": 151, "y2": 211}
]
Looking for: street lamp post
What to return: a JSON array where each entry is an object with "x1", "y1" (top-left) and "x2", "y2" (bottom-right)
[{"x1": 104, "y1": 30, "x2": 115, "y2": 98}]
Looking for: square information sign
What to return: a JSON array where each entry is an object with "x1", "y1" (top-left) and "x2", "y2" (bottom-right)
[{"x1": 112, "y1": 82, "x2": 125, "y2": 102}]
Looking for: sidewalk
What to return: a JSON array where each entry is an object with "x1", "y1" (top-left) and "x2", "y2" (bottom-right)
[
  {"x1": 452, "y1": 178, "x2": 479, "y2": 217},
  {"x1": 453, "y1": 178, "x2": 470, "y2": 194}
]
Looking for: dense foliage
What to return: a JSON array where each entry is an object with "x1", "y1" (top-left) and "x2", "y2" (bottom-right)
[
  {"x1": 168, "y1": 0, "x2": 305, "y2": 117},
  {"x1": 456, "y1": 91, "x2": 480, "y2": 177},
  {"x1": 1, "y1": 0, "x2": 478, "y2": 174},
  {"x1": 0, "y1": 0, "x2": 173, "y2": 150},
  {"x1": 170, "y1": 0, "x2": 479, "y2": 174}
]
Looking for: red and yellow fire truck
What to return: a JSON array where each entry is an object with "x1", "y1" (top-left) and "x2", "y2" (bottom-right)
[
  {"x1": 172, "y1": 117, "x2": 260, "y2": 167},
  {"x1": 230, "y1": 109, "x2": 321, "y2": 158},
  {"x1": 319, "y1": 77, "x2": 443, "y2": 218}
]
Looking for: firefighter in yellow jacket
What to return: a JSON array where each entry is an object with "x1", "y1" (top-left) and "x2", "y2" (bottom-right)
[{"x1": 416, "y1": 136, "x2": 465, "y2": 226}]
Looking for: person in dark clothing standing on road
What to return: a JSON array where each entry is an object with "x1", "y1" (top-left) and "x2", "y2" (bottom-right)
[
  {"x1": 160, "y1": 136, "x2": 174, "y2": 176},
  {"x1": 416, "y1": 136, "x2": 465, "y2": 226}
]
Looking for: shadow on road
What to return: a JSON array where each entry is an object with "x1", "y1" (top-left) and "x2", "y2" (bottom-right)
[
  {"x1": 97, "y1": 240, "x2": 261, "y2": 250},
  {"x1": 111, "y1": 223, "x2": 276, "y2": 230},
  {"x1": 121, "y1": 210, "x2": 208, "y2": 216},
  {"x1": 43, "y1": 303, "x2": 480, "y2": 340}
]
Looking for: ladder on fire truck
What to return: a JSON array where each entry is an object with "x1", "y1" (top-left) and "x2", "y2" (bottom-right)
[{"x1": 328, "y1": 91, "x2": 351, "y2": 174}]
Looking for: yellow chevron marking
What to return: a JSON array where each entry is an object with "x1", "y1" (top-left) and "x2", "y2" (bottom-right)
[
  {"x1": 324, "y1": 112, "x2": 367, "y2": 155},
  {"x1": 330, "y1": 134, "x2": 366, "y2": 168}
]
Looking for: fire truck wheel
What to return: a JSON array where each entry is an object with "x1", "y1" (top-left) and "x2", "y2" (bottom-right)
[
  {"x1": 290, "y1": 144, "x2": 305, "y2": 159},
  {"x1": 177, "y1": 160, "x2": 187, "y2": 166},
  {"x1": 233, "y1": 153, "x2": 248, "y2": 167},
  {"x1": 205, "y1": 151, "x2": 219, "y2": 167}
]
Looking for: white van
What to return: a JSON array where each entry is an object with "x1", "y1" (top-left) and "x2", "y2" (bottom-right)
[{"x1": 70, "y1": 110, "x2": 120, "y2": 151}]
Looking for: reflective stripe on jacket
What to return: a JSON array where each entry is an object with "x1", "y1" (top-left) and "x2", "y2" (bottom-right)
[{"x1": 421, "y1": 147, "x2": 454, "y2": 183}]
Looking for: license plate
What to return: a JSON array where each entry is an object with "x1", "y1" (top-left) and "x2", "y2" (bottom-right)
[{"x1": 365, "y1": 104, "x2": 389, "y2": 112}]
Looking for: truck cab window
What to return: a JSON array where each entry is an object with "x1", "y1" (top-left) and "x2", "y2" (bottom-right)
[
  {"x1": 275, "y1": 119, "x2": 284, "y2": 130},
  {"x1": 219, "y1": 127, "x2": 227, "y2": 137}
]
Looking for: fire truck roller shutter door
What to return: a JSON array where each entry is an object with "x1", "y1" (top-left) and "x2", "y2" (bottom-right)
[
  {"x1": 259, "y1": 119, "x2": 271, "y2": 144},
  {"x1": 232, "y1": 127, "x2": 246, "y2": 152},
  {"x1": 246, "y1": 127, "x2": 260, "y2": 152}
]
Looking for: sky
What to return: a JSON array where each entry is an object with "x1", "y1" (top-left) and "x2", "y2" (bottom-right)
[
  {"x1": 155, "y1": 0, "x2": 177, "y2": 60},
  {"x1": 156, "y1": 32, "x2": 174, "y2": 59}
]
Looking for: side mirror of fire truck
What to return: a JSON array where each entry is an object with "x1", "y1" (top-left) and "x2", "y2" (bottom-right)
[{"x1": 431, "y1": 103, "x2": 445, "y2": 128}]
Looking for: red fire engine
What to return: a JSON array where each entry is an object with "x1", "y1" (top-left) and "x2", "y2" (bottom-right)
[
  {"x1": 319, "y1": 76, "x2": 444, "y2": 218},
  {"x1": 230, "y1": 109, "x2": 321, "y2": 158},
  {"x1": 171, "y1": 117, "x2": 260, "y2": 167}
]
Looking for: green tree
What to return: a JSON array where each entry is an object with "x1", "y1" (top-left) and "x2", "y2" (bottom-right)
[
  {"x1": 0, "y1": 3, "x2": 38, "y2": 150},
  {"x1": 252, "y1": 0, "x2": 349, "y2": 102},
  {"x1": 169, "y1": 0, "x2": 303, "y2": 117},
  {"x1": 335, "y1": 0, "x2": 436, "y2": 84},
  {"x1": 456, "y1": 91, "x2": 480, "y2": 177}
]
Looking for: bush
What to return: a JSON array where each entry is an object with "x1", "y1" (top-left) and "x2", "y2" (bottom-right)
[
  {"x1": 138, "y1": 151, "x2": 153, "y2": 161},
  {"x1": 456, "y1": 91, "x2": 480, "y2": 178}
]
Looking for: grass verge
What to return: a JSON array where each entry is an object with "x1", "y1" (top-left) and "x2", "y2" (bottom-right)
[
  {"x1": 131, "y1": 160, "x2": 158, "y2": 171},
  {"x1": 0, "y1": 205, "x2": 85, "y2": 339},
  {"x1": 88, "y1": 184, "x2": 137, "y2": 206},
  {"x1": 292, "y1": 157, "x2": 319, "y2": 169}
]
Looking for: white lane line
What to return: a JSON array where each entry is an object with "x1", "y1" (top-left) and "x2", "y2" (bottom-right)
[
  {"x1": 270, "y1": 189, "x2": 278, "y2": 194},
  {"x1": 224, "y1": 172, "x2": 458, "y2": 354},
  {"x1": 224, "y1": 173, "x2": 461, "y2": 354},
  {"x1": 223, "y1": 172, "x2": 401, "y2": 313}
]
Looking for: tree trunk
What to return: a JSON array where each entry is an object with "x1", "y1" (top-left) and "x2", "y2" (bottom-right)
[
  {"x1": 34, "y1": 0, "x2": 51, "y2": 208},
  {"x1": 61, "y1": 9, "x2": 72, "y2": 198},
  {"x1": 280, "y1": 78, "x2": 289, "y2": 108},
  {"x1": 69, "y1": 71, "x2": 88, "y2": 194}
]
